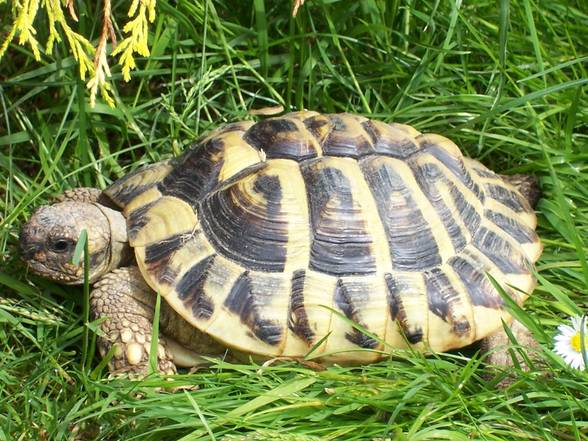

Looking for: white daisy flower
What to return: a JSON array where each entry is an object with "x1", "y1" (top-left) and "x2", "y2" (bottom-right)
[{"x1": 554, "y1": 316, "x2": 588, "y2": 370}]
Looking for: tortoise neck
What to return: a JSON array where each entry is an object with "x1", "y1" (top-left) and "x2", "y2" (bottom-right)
[{"x1": 94, "y1": 204, "x2": 132, "y2": 272}]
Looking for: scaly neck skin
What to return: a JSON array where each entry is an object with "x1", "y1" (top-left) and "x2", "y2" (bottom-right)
[{"x1": 94, "y1": 204, "x2": 133, "y2": 274}]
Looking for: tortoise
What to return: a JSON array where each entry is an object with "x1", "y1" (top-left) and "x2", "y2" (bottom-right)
[{"x1": 20, "y1": 111, "x2": 542, "y2": 375}]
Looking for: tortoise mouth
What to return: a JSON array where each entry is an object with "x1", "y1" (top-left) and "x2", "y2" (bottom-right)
[{"x1": 26, "y1": 259, "x2": 84, "y2": 285}]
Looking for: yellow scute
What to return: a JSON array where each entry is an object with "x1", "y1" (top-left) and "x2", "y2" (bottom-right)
[
  {"x1": 218, "y1": 131, "x2": 265, "y2": 182},
  {"x1": 123, "y1": 187, "x2": 161, "y2": 214},
  {"x1": 131, "y1": 196, "x2": 197, "y2": 247}
]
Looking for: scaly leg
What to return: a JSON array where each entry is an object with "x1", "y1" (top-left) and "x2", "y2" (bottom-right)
[{"x1": 91, "y1": 266, "x2": 177, "y2": 375}]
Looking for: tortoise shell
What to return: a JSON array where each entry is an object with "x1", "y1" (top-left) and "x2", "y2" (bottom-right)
[{"x1": 105, "y1": 111, "x2": 542, "y2": 362}]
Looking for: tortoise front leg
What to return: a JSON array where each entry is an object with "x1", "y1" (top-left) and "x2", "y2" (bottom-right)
[{"x1": 91, "y1": 266, "x2": 177, "y2": 375}]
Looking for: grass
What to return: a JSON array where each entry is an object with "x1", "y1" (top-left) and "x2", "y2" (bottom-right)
[{"x1": 1, "y1": 0, "x2": 587, "y2": 439}]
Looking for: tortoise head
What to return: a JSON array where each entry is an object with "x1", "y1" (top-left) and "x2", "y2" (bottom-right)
[{"x1": 20, "y1": 201, "x2": 129, "y2": 284}]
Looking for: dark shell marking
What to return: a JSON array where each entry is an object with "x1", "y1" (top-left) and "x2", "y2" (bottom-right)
[
  {"x1": 473, "y1": 227, "x2": 528, "y2": 274},
  {"x1": 199, "y1": 173, "x2": 288, "y2": 272},
  {"x1": 144, "y1": 233, "x2": 187, "y2": 285},
  {"x1": 160, "y1": 138, "x2": 227, "y2": 204},
  {"x1": 105, "y1": 161, "x2": 173, "y2": 208},
  {"x1": 334, "y1": 279, "x2": 379, "y2": 349},
  {"x1": 417, "y1": 141, "x2": 484, "y2": 203},
  {"x1": 321, "y1": 115, "x2": 373, "y2": 158},
  {"x1": 244, "y1": 118, "x2": 319, "y2": 161},
  {"x1": 288, "y1": 270, "x2": 315, "y2": 344},
  {"x1": 448, "y1": 255, "x2": 504, "y2": 309},
  {"x1": 384, "y1": 273, "x2": 424, "y2": 344},
  {"x1": 413, "y1": 163, "x2": 468, "y2": 252},
  {"x1": 485, "y1": 184, "x2": 526, "y2": 212},
  {"x1": 127, "y1": 201, "x2": 157, "y2": 241},
  {"x1": 302, "y1": 163, "x2": 377, "y2": 276},
  {"x1": 224, "y1": 272, "x2": 283, "y2": 346},
  {"x1": 176, "y1": 255, "x2": 216, "y2": 320},
  {"x1": 362, "y1": 120, "x2": 421, "y2": 158},
  {"x1": 485, "y1": 210, "x2": 537, "y2": 243},
  {"x1": 361, "y1": 156, "x2": 442, "y2": 270},
  {"x1": 424, "y1": 268, "x2": 471, "y2": 337}
]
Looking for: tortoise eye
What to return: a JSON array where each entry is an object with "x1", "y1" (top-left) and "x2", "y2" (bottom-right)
[{"x1": 50, "y1": 239, "x2": 72, "y2": 253}]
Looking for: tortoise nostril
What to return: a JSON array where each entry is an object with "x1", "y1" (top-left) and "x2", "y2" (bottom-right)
[
  {"x1": 20, "y1": 241, "x2": 40, "y2": 260},
  {"x1": 19, "y1": 226, "x2": 41, "y2": 261},
  {"x1": 20, "y1": 246, "x2": 39, "y2": 260}
]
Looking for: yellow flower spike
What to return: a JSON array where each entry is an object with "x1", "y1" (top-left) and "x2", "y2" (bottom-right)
[
  {"x1": 10, "y1": 0, "x2": 42, "y2": 60},
  {"x1": 112, "y1": 1, "x2": 154, "y2": 82},
  {"x1": 45, "y1": 0, "x2": 64, "y2": 54},
  {"x1": 0, "y1": 27, "x2": 18, "y2": 60},
  {"x1": 147, "y1": 0, "x2": 156, "y2": 22},
  {"x1": 0, "y1": 0, "x2": 155, "y2": 106},
  {"x1": 128, "y1": 0, "x2": 140, "y2": 17}
]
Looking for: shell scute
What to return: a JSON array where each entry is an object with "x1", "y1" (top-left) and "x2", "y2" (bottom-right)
[
  {"x1": 244, "y1": 117, "x2": 321, "y2": 161},
  {"x1": 360, "y1": 155, "x2": 443, "y2": 270},
  {"x1": 223, "y1": 271, "x2": 284, "y2": 346},
  {"x1": 160, "y1": 132, "x2": 264, "y2": 206},
  {"x1": 362, "y1": 119, "x2": 421, "y2": 158},
  {"x1": 423, "y1": 267, "x2": 473, "y2": 340},
  {"x1": 333, "y1": 278, "x2": 380, "y2": 350},
  {"x1": 301, "y1": 157, "x2": 378, "y2": 276},
  {"x1": 320, "y1": 114, "x2": 374, "y2": 158},
  {"x1": 198, "y1": 170, "x2": 289, "y2": 272},
  {"x1": 176, "y1": 255, "x2": 216, "y2": 320},
  {"x1": 288, "y1": 269, "x2": 315, "y2": 344}
]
